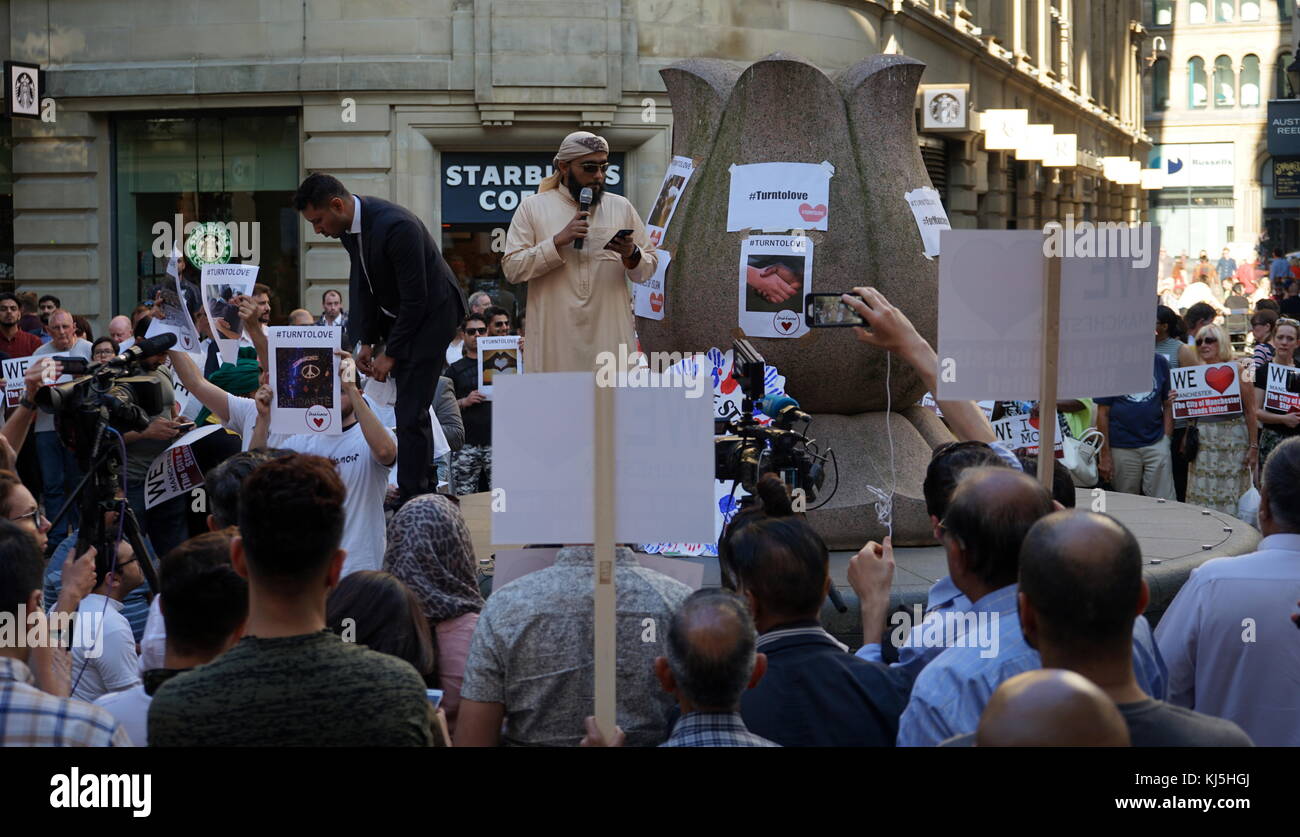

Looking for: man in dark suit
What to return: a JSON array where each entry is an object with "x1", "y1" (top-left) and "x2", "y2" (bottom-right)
[{"x1": 293, "y1": 173, "x2": 466, "y2": 500}]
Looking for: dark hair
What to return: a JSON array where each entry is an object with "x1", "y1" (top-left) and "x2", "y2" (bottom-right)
[
  {"x1": 0, "y1": 518, "x2": 44, "y2": 616},
  {"x1": 718, "y1": 474, "x2": 794, "y2": 590},
  {"x1": 38, "y1": 294, "x2": 60, "y2": 307},
  {"x1": 159, "y1": 532, "x2": 248, "y2": 658},
  {"x1": 1275, "y1": 248, "x2": 1284, "y2": 258},
  {"x1": 326, "y1": 571, "x2": 435, "y2": 677},
  {"x1": 322, "y1": 289, "x2": 342, "y2": 304},
  {"x1": 1019, "y1": 511, "x2": 1143, "y2": 652},
  {"x1": 237, "y1": 454, "x2": 345, "y2": 589},
  {"x1": 207, "y1": 450, "x2": 280, "y2": 529},
  {"x1": 942, "y1": 467, "x2": 1055, "y2": 588},
  {"x1": 923, "y1": 441, "x2": 1010, "y2": 520},
  {"x1": 1184, "y1": 302, "x2": 1216, "y2": 330},
  {"x1": 0, "y1": 470, "x2": 28, "y2": 516},
  {"x1": 1156, "y1": 305, "x2": 1185, "y2": 341},
  {"x1": 132, "y1": 312, "x2": 152, "y2": 341},
  {"x1": 293, "y1": 173, "x2": 351, "y2": 211},
  {"x1": 1257, "y1": 298, "x2": 1281, "y2": 314},
  {"x1": 91, "y1": 336, "x2": 118, "y2": 357},
  {"x1": 18, "y1": 292, "x2": 38, "y2": 313},
  {"x1": 665, "y1": 589, "x2": 757, "y2": 710},
  {"x1": 1263, "y1": 437, "x2": 1300, "y2": 532},
  {"x1": 723, "y1": 516, "x2": 830, "y2": 621},
  {"x1": 484, "y1": 305, "x2": 510, "y2": 327},
  {"x1": 1251, "y1": 308, "x2": 1279, "y2": 333},
  {"x1": 252, "y1": 283, "x2": 271, "y2": 299},
  {"x1": 71, "y1": 315, "x2": 93, "y2": 342},
  {"x1": 0, "y1": 292, "x2": 18, "y2": 307},
  {"x1": 462, "y1": 313, "x2": 487, "y2": 330},
  {"x1": 1015, "y1": 454, "x2": 1076, "y2": 508}
]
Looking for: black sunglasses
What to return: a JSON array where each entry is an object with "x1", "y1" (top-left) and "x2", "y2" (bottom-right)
[
  {"x1": 465, "y1": 327, "x2": 488, "y2": 335},
  {"x1": 577, "y1": 162, "x2": 611, "y2": 173},
  {"x1": 1196, "y1": 337, "x2": 1219, "y2": 345}
]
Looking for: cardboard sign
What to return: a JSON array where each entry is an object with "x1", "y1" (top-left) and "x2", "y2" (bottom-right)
[
  {"x1": 201, "y1": 263, "x2": 259, "y2": 363},
  {"x1": 145, "y1": 273, "x2": 202, "y2": 354},
  {"x1": 492, "y1": 547, "x2": 706, "y2": 591},
  {"x1": 991, "y1": 413, "x2": 1064, "y2": 457},
  {"x1": 491, "y1": 373, "x2": 715, "y2": 545},
  {"x1": 646, "y1": 156, "x2": 695, "y2": 248},
  {"x1": 1264, "y1": 363, "x2": 1300, "y2": 414},
  {"x1": 1170, "y1": 363, "x2": 1244, "y2": 419},
  {"x1": 633, "y1": 251, "x2": 670, "y2": 321},
  {"x1": 739, "y1": 235, "x2": 812, "y2": 339},
  {"x1": 267, "y1": 326, "x2": 342, "y2": 436},
  {"x1": 935, "y1": 229, "x2": 1159, "y2": 400},
  {"x1": 477, "y1": 336, "x2": 523, "y2": 399},
  {"x1": 904, "y1": 187, "x2": 950, "y2": 259},
  {"x1": 727, "y1": 161, "x2": 834, "y2": 232},
  {"x1": 3, "y1": 357, "x2": 32, "y2": 409},
  {"x1": 143, "y1": 425, "x2": 226, "y2": 509}
]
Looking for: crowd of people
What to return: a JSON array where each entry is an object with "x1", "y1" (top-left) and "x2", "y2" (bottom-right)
[{"x1": 1, "y1": 264, "x2": 1297, "y2": 749}]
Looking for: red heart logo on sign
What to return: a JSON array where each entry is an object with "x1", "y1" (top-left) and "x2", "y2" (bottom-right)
[
  {"x1": 1028, "y1": 415, "x2": 1040, "y2": 430},
  {"x1": 313, "y1": 417, "x2": 324, "y2": 428},
  {"x1": 649, "y1": 292, "x2": 664, "y2": 313},
  {"x1": 798, "y1": 203, "x2": 827, "y2": 223},
  {"x1": 780, "y1": 320, "x2": 793, "y2": 332},
  {"x1": 1204, "y1": 365, "x2": 1235, "y2": 394}
]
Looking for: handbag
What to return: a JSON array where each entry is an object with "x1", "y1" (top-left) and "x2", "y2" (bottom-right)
[
  {"x1": 1181, "y1": 420, "x2": 1200, "y2": 463},
  {"x1": 1062, "y1": 428, "x2": 1105, "y2": 487}
]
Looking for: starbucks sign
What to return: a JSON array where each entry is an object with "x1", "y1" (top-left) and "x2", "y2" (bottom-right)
[{"x1": 184, "y1": 222, "x2": 233, "y2": 266}]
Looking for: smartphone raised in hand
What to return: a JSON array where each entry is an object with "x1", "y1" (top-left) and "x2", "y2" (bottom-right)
[
  {"x1": 604, "y1": 229, "x2": 635, "y2": 249},
  {"x1": 805, "y1": 293, "x2": 866, "y2": 328}
]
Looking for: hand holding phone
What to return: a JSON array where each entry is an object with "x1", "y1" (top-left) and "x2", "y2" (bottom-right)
[
  {"x1": 805, "y1": 293, "x2": 867, "y2": 328},
  {"x1": 605, "y1": 229, "x2": 635, "y2": 250}
]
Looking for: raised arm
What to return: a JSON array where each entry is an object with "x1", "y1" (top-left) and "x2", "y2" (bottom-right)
[
  {"x1": 339, "y1": 352, "x2": 397, "y2": 466},
  {"x1": 1, "y1": 359, "x2": 58, "y2": 458},
  {"x1": 168, "y1": 349, "x2": 233, "y2": 425}
]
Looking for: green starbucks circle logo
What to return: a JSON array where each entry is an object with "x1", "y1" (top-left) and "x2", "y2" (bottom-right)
[{"x1": 184, "y1": 222, "x2": 232, "y2": 266}]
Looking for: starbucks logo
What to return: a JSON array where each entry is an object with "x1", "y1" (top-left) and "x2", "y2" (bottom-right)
[
  {"x1": 14, "y1": 72, "x2": 35, "y2": 111},
  {"x1": 928, "y1": 93, "x2": 960, "y2": 125},
  {"x1": 184, "y1": 222, "x2": 232, "y2": 267}
]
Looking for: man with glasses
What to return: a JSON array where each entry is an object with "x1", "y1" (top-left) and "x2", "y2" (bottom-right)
[
  {"x1": 502, "y1": 131, "x2": 658, "y2": 373},
  {"x1": 69, "y1": 537, "x2": 146, "y2": 703},
  {"x1": 447, "y1": 314, "x2": 493, "y2": 495}
]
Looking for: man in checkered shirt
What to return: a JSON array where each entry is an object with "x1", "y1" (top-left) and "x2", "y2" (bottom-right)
[{"x1": 0, "y1": 520, "x2": 131, "y2": 746}]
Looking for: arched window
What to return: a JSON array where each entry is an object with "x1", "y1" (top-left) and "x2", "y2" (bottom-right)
[
  {"x1": 1216, "y1": 0, "x2": 1234, "y2": 20},
  {"x1": 1278, "y1": 52, "x2": 1295, "y2": 99},
  {"x1": 1153, "y1": 57, "x2": 1171, "y2": 110},
  {"x1": 1280, "y1": 0, "x2": 1295, "y2": 20},
  {"x1": 1241, "y1": 0, "x2": 1260, "y2": 19},
  {"x1": 1189, "y1": 57, "x2": 1209, "y2": 107},
  {"x1": 1155, "y1": 0, "x2": 1175, "y2": 24},
  {"x1": 1241, "y1": 55, "x2": 1261, "y2": 106},
  {"x1": 1214, "y1": 55, "x2": 1236, "y2": 106},
  {"x1": 1190, "y1": 0, "x2": 1208, "y2": 21}
]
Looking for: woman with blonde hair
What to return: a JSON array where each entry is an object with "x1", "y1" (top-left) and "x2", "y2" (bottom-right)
[{"x1": 1184, "y1": 323, "x2": 1258, "y2": 514}]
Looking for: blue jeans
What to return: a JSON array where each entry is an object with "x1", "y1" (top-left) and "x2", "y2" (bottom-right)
[{"x1": 35, "y1": 431, "x2": 81, "y2": 551}]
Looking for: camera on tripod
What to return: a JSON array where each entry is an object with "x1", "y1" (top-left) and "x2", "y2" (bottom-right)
[{"x1": 713, "y1": 338, "x2": 830, "y2": 502}]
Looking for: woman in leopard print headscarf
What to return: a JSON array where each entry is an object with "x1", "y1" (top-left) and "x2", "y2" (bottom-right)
[{"x1": 384, "y1": 493, "x2": 484, "y2": 732}]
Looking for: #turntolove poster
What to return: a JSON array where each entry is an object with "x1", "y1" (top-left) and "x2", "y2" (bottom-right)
[
  {"x1": 268, "y1": 326, "x2": 341, "y2": 435},
  {"x1": 738, "y1": 235, "x2": 812, "y2": 339},
  {"x1": 633, "y1": 251, "x2": 670, "y2": 321},
  {"x1": 726, "y1": 161, "x2": 834, "y2": 232}
]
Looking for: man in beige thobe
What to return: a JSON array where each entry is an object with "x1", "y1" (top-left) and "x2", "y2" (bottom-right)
[{"x1": 502, "y1": 131, "x2": 657, "y2": 373}]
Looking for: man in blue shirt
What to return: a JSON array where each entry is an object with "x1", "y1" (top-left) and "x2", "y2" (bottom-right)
[
  {"x1": 897, "y1": 468, "x2": 1166, "y2": 746},
  {"x1": 1270, "y1": 248, "x2": 1291, "y2": 283},
  {"x1": 1095, "y1": 353, "x2": 1175, "y2": 501}
]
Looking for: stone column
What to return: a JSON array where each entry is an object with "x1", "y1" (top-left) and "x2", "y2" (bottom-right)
[
  {"x1": 947, "y1": 139, "x2": 981, "y2": 229},
  {"x1": 979, "y1": 151, "x2": 1012, "y2": 229}
]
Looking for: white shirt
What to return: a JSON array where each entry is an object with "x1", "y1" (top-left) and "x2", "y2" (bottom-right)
[
  {"x1": 446, "y1": 338, "x2": 464, "y2": 366},
  {"x1": 224, "y1": 392, "x2": 288, "y2": 451},
  {"x1": 349, "y1": 195, "x2": 395, "y2": 319},
  {"x1": 70, "y1": 594, "x2": 141, "y2": 703},
  {"x1": 31, "y1": 339, "x2": 92, "y2": 433},
  {"x1": 282, "y1": 421, "x2": 395, "y2": 577},
  {"x1": 1155, "y1": 533, "x2": 1300, "y2": 745},
  {"x1": 93, "y1": 683, "x2": 150, "y2": 747},
  {"x1": 1176, "y1": 282, "x2": 1220, "y2": 315},
  {"x1": 139, "y1": 596, "x2": 166, "y2": 673}
]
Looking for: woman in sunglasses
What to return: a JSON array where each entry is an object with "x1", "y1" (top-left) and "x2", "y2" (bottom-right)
[
  {"x1": 1253, "y1": 317, "x2": 1300, "y2": 466},
  {"x1": 1184, "y1": 323, "x2": 1258, "y2": 515},
  {"x1": 1250, "y1": 308, "x2": 1278, "y2": 373}
]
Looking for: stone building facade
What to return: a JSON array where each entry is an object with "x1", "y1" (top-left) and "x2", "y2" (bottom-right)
[{"x1": 0, "y1": 0, "x2": 1150, "y2": 326}]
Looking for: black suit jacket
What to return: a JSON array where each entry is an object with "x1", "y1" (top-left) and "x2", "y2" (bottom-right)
[{"x1": 341, "y1": 196, "x2": 466, "y2": 362}]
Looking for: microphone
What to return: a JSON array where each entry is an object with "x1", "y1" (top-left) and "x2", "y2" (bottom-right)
[
  {"x1": 108, "y1": 332, "x2": 177, "y2": 365},
  {"x1": 755, "y1": 394, "x2": 811, "y2": 427},
  {"x1": 574, "y1": 186, "x2": 593, "y2": 250}
]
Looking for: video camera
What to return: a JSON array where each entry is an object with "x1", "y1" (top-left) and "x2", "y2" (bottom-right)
[{"x1": 714, "y1": 338, "x2": 831, "y2": 503}]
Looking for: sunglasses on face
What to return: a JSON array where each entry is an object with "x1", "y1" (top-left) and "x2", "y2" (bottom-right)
[
  {"x1": 576, "y1": 162, "x2": 610, "y2": 173},
  {"x1": 1196, "y1": 337, "x2": 1218, "y2": 345},
  {"x1": 465, "y1": 327, "x2": 488, "y2": 335}
]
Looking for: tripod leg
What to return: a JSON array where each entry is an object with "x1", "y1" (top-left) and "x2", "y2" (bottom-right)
[{"x1": 119, "y1": 504, "x2": 160, "y2": 597}]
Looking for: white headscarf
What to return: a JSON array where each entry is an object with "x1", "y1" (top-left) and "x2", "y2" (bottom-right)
[{"x1": 540, "y1": 131, "x2": 610, "y2": 192}]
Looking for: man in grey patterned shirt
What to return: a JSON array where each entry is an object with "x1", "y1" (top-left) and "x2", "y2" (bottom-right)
[{"x1": 456, "y1": 546, "x2": 691, "y2": 746}]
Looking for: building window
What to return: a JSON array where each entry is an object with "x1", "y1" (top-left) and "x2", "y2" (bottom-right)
[
  {"x1": 113, "y1": 112, "x2": 300, "y2": 319},
  {"x1": 1279, "y1": 0, "x2": 1295, "y2": 20},
  {"x1": 1189, "y1": 57, "x2": 1209, "y2": 107},
  {"x1": 1278, "y1": 52, "x2": 1295, "y2": 98},
  {"x1": 1153, "y1": 57, "x2": 1171, "y2": 110},
  {"x1": 1190, "y1": 0, "x2": 1208, "y2": 21},
  {"x1": 1155, "y1": 0, "x2": 1175, "y2": 24},
  {"x1": 1215, "y1": 0, "x2": 1234, "y2": 19},
  {"x1": 1240, "y1": 0, "x2": 1260, "y2": 19},
  {"x1": 1241, "y1": 55, "x2": 1261, "y2": 105},
  {"x1": 1213, "y1": 55, "x2": 1236, "y2": 106}
]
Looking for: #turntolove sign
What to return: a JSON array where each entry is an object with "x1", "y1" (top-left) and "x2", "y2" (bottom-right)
[{"x1": 1171, "y1": 364, "x2": 1243, "y2": 420}]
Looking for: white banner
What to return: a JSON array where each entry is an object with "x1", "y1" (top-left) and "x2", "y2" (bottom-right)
[
  {"x1": 3, "y1": 357, "x2": 32, "y2": 409},
  {"x1": 727, "y1": 161, "x2": 834, "y2": 232},
  {"x1": 267, "y1": 326, "x2": 342, "y2": 435},
  {"x1": 1264, "y1": 363, "x2": 1300, "y2": 414},
  {"x1": 904, "y1": 187, "x2": 950, "y2": 260},
  {"x1": 633, "y1": 251, "x2": 670, "y2": 321},
  {"x1": 1170, "y1": 363, "x2": 1244, "y2": 419},
  {"x1": 145, "y1": 272, "x2": 202, "y2": 354}
]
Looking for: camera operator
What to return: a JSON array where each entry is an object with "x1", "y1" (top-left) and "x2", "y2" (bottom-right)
[{"x1": 30, "y1": 310, "x2": 91, "y2": 551}]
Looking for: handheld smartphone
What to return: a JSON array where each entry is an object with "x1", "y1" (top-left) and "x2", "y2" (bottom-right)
[
  {"x1": 426, "y1": 689, "x2": 444, "y2": 709},
  {"x1": 174, "y1": 421, "x2": 196, "y2": 434},
  {"x1": 805, "y1": 293, "x2": 866, "y2": 328},
  {"x1": 605, "y1": 229, "x2": 635, "y2": 248}
]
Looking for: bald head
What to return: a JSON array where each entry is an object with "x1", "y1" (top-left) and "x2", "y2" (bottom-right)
[
  {"x1": 108, "y1": 316, "x2": 133, "y2": 344},
  {"x1": 663, "y1": 589, "x2": 759, "y2": 711},
  {"x1": 288, "y1": 308, "x2": 315, "y2": 326},
  {"x1": 976, "y1": 670, "x2": 1130, "y2": 747},
  {"x1": 1019, "y1": 511, "x2": 1144, "y2": 657},
  {"x1": 943, "y1": 467, "x2": 1055, "y2": 589}
]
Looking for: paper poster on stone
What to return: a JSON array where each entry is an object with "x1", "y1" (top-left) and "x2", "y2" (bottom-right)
[
  {"x1": 935, "y1": 229, "x2": 1158, "y2": 401},
  {"x1": 646, "y1": 156, "x2": 695, "y2": 248},
  {"x1": 991, "y1": 413, "x2": 1064, "y2": 457},
  {"x1": 1264, "y1": 363, "x2": 1300, "y2": 414},
  {"x1": 739, "y1": 235, "x2": 811, "y2": 338},
  {"x1": 201, "y1": 263, "x2": 259, "y2": 362},
  {"x1": 3, "y1": 357, "x2": 31, "y2": 409},
  {"x1": 633, "y1": 251, "x2": 670, "y2": 321},
  {"x1": 726, "y1": 161, "x2": 834, "y2": 232},
  {"x1": 268, "y1": 326, "x2": 341, "y2": 436},
  {"x1": 143, "y1": 425, "x2": 225, "y2": 510},
  {"x1": 1170, "y1": 364, "x2": 1243, "y2": 420},
  {"x1": 145, "y1": 273, "x2": 202, "y2": 354},
  {"x1": 904, "y1": 187, "x2": 950, "y2": 259},
  {"x1": 477, "y1": 336, "x2": 523, "y2": 400}
]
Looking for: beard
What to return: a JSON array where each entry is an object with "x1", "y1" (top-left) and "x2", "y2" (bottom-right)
[{"x1": 566, "y1": 171, "x2": 603, "y2": 207}]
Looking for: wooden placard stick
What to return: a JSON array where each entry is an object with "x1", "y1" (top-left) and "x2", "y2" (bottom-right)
[
  {"x1": 1037, "y1": 254, "x2": 1062, "y2": 492},
  {"x1": 592, "y1": 379, "x2": 618, "y2": 740}
]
